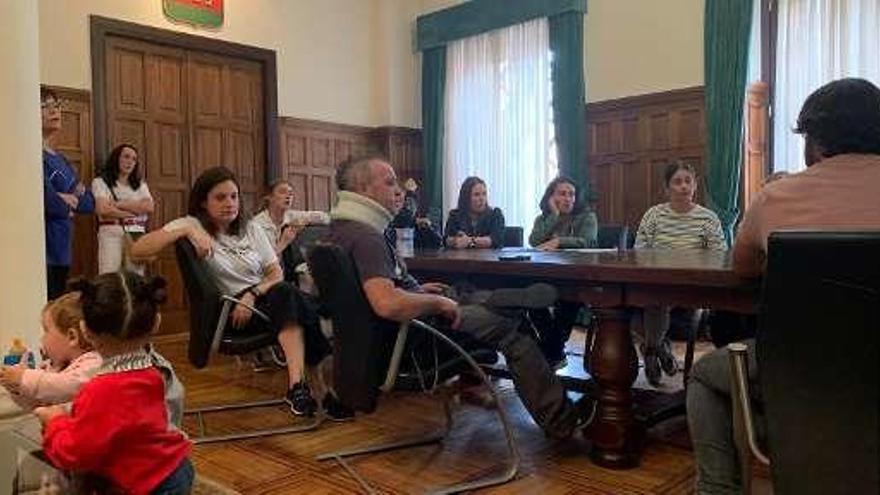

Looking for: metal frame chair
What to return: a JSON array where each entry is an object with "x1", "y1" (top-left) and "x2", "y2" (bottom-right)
[
  {"x1": 308, "y1": 243, "x2": 520, "y2": 494},
  {"x1": 174, "y1": 239, "x2": 321, "y2": 444}
]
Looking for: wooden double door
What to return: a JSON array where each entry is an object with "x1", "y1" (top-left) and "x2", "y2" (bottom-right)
[{"x1": 98, "y1": 35, "x2": 267, "y2": 334}]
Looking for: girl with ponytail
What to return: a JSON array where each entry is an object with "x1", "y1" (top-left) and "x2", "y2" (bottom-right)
[{"x1": 34, "y1": 271, "x2": 194, "y2": 494}]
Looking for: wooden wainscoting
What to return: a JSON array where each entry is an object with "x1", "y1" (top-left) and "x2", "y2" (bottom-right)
[
  {"x1": 278, "y1": 118, "x2": 378, "y2": 211},
  {"x1": 278, "y1": 119, "x2": 424, "y2": 212},
  {"x1": 587, "y1": 86, "x2": 706, "y2": 229}
]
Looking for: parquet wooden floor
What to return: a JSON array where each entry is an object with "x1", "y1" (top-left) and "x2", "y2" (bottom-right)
[{"x1": 157, "y1": 331, "x2": 771, "y2": 494}]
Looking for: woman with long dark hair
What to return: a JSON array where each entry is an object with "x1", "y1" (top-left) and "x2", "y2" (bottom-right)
[
  {"x1": 92, "y1": 144, "x2": 154, "y2": 274},
  {"x1": 132, "y1": 167, "x2": 336, "y2": 418},
  {"x1": 444, "y1": 176, "x2": 505, "y2": 249},
  {"x1": 527, "y1": 176, "x2": 597, "y2": 368},
  {"x1": 529, "y1": 176, "x2": 597, "y2": 250}
]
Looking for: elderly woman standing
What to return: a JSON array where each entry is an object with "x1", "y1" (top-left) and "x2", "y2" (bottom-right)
[
  {"x1": 92, "y1": 144, "x2": 154, "y2": 274},
  {"x1": 634, "y1": 162, "x2": 725, "y2": 386},
  {"x1": 41, "y1": 88, "x2": 94, "y2": 299}
]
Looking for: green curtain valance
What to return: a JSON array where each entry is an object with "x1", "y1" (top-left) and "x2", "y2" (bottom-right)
[{"x1": 416, "y1": 0, "x2": 586, "y2": 51}]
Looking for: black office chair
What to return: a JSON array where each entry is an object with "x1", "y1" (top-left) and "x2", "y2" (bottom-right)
[
  {"x1": 307, "y1": 243, "x2": 519, "y2": 494},
  {"x1": 595, "y1": 224, "x2": 632, "y2": 250},
  {"x1": 174, "y1": 239, "x2": 321, "y2": 443},
  {"x1": 729, "y1": 231, "x2": 879, "y2": 495},
  {"x1": 503, "y1": 226, "x2": 523, "y2": 248}
]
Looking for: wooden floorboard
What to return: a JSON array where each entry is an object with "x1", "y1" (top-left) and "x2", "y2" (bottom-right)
[{"x1": 158, "y1": 331, "x2": 771, "y2": 494}]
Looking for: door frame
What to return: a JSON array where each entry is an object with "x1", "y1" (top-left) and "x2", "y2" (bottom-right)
[{"x1": 89, "y1": 15, "x2": 279, "y2": 181}]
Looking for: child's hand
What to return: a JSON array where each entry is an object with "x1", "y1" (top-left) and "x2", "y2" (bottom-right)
[
  {"x1": 34, "y1": 405, "x2": 66, "y2": 425},
  {"x1": 0, "y1": 359, "x2": 27, "y2": 393}
]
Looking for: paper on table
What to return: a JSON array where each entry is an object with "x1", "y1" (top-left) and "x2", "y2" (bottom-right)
[{"x1": 567, "y1": 248, "x2": 620, "y2": 253}]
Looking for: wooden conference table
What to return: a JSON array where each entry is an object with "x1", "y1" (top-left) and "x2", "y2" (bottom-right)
[{"x1": 404, "y1": 247, "x2": 757, "y2": 469}]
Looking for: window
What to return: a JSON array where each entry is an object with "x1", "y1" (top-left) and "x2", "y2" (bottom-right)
[{"x1": 443, "y1": 18, "x2": 557, "y2": 238}]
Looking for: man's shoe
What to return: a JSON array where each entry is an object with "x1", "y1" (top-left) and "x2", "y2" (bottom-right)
[
  {"x1": 485, "y1": 283, "x2": 558, "y2": 309},
  {"x1": 285, "y1": 382, "x2": 317, "y2": 416},
  {"x1": 322, "y1": 394, "x2": 355, "y2": 422}
]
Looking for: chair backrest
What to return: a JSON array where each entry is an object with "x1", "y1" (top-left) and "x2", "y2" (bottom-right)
[
  {"x1": 174, "y1": 239, "x2": 223, "y2": 369},
  {"x1": 757, "y1": 231, "x2": 879, "y2": 494},
  {"x1": 307, "y1": 242, "x2": 400, "y2": 413},
  {"x1": 281, "y1": 224, "x2": 332, "y2": 276},
  {"x1": 503, "y1": 226, "x2": 523, "y2": 248},
  {"x1": 596, "y1": 224, "x2": 632, "y2": 250}
]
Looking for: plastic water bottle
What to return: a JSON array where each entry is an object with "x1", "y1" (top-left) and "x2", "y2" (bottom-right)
[
  {"x1": 396, "y1": 227, "x2": 415, "y2": 256},
  {"x1": 3, "y1": 339, "x2": 35, "y2": 367}
]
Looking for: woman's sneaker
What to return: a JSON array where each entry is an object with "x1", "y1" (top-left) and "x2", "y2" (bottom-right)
[
  {"x1": 658, "y1": 339, "x2": 680, "y2": 377},
  {"x1": 640, "y1": 345, "x2": 663, "y2": 387},
  {"x1": 285, "y1": 382, "x2": 317, "y2": 416},
  {"x1": 322, "y1": 394, "x2": 355, "y2": 422}
]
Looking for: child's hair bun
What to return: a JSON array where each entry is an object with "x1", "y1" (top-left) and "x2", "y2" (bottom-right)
[
  {"x1": 67, "y1": 278, "x2": 96, "y2": 300},
  {"x1": 141, "y1": 276, "x2": 168, "y2": 305}
]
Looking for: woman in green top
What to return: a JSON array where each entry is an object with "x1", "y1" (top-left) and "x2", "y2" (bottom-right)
[
  {"x1": 529, "y1": 176, "x2": 598, "y2": 250},
  {"x1": 527, "y1": 177, "x2": 598, "y2": 368}
]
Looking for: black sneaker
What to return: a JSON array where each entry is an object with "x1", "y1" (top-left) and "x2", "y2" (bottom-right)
[
  {"x1": 485, "y1": 283, "x2": 558, "y2": 309},
  {"x1": 640, "y1": 345, "x2": 662, "y2": 387},
  {"x1": 285, "y1": 382, "x2": 317, "y2": 416},
  {"x1": 573, "y1": 395, "x2": 597, "y2": 431},
  {"x1": 322, "y1": 394, "x2": 355, "y2": 422}
]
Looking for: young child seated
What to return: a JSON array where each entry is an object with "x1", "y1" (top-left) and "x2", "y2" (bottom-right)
[
  {"x1": 0, "y1": 292, "x2": 101, "y2": 410},
  {"x1": 33, "y1": 272, "x2": 193, "y2": 494}
]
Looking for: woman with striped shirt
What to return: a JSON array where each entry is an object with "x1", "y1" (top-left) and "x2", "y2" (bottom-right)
[{"x1": 634, "y1": 162, "x2": 725, "y2": 386}]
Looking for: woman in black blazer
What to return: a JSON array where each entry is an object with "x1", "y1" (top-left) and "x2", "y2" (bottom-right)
[{"x1": 444, "y1": 176, "x2": 505, "y2": 249}]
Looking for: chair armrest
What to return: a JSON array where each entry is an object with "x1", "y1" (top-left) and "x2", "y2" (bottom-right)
[
  {"x1": 219, "y1": 295, "x2": 272, "y2": 322},
  {"x1": 727, "y1": 342, "x2": 770, "y2": 466},
  {"x1": 210, "y1": 296, "x2": 274, "y2": 354}
]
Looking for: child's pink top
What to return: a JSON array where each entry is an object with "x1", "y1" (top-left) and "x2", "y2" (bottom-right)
[{"x1": 14, "y1": 351, "x2": 102, "y2": 408}]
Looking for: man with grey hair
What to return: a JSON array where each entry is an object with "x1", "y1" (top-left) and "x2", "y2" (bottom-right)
[{"x1": 324, "y1": 155, "x2": 586, "y2": 439}]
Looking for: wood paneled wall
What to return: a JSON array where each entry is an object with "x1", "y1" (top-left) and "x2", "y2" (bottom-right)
[
  {"x1": 277, "y1": 118, "x2": 424, "y2": 211},
  {"x1": 587, "y1": 86, "x2": 706, "y2": 229}
]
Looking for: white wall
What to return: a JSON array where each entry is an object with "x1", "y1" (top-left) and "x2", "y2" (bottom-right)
[
  {"x1": 414, "y1": 0, "x2": 705, "y2": 106},
  {"x1": 585, "y1": 0, "x2": 704, "y2": 102},
  {"x1": 38, "y1": 0, "x2": 385, "y2": 126}
]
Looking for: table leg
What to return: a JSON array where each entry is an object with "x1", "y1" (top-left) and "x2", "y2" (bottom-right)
[{"x1": 587, "y1": 308, "x2": 644, "y2": 468}]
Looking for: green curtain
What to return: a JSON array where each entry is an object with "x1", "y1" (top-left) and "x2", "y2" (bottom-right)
[
  {"x1": 704, "y1": 0, "x2": 754, "y2": 244},
  {"x1": 421, "y1": 46, "x2": 446, "y2": 224},
  {"x1": 417, "y1": 0, "x2": 586, "y2": 50},
  {"x1": 549, "y1": 11, "x2": 589, "y2": 200}
]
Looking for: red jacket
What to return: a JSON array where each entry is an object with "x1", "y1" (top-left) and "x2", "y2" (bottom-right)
[{"x1": 43, "y1": 368, "x2": 191, "y2": 494}]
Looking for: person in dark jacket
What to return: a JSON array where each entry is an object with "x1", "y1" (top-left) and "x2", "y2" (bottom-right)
[{"x1": 444, "y1": 176, "x2": 504, "y2": 249}]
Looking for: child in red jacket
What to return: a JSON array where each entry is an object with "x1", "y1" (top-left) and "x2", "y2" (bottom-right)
[{"x1": 34, "y1": 272, "x2": 192, "y2": 494}]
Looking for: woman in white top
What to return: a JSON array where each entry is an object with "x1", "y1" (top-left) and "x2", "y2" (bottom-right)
[
  {"x1": 249, "y1": 180, "x2": 329, "y2": 281},
  {"x1": 634, "y1": 162, "x2": 725, "y2": 386},
  {"x1": 92, "y1": 144, "x2": 154, "y2": 274},
  {"x1": 131, "y1": 167, "x2": 331, "y2": 417}
]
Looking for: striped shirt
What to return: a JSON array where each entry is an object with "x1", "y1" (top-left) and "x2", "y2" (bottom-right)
[{"x1": 634, "y1": 203, "x2": 726, "y2": 250}]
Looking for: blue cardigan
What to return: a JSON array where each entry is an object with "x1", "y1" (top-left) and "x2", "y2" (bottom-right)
[{"x1": 43, "y1": 150, "x2": 94, "y2": 266}]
